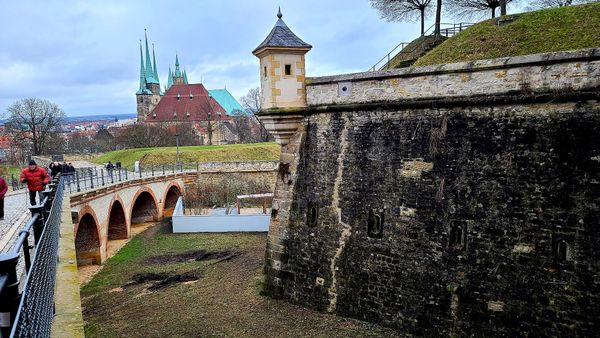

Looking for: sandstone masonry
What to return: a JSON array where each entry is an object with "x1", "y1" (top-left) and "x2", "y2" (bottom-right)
[{"x1": 261, "y1": 48, "x2": 600, "y2": 336}]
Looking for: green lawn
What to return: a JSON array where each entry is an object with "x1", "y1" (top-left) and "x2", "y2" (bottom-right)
[
  {"x1": 92, "y1": 142, "x2": 280, "y2": 170},
  {"x1": 81, "y1": 223, "x2": 397, "y2": 338},
  {"x1": 414, "y1": 2, "x2": 600, "y2": 66}
]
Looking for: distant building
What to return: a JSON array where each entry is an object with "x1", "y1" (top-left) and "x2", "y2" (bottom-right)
[{"x1": 135, "y1": 31, "x2": 242, "y2": 144}]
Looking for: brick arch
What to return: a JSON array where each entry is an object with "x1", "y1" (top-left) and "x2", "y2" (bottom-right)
[
  {"x1": 130, "y1": 187, "x2": 160, "y2": 225},
  {"x1": 163, "y1": 181, "x2": 183, "y2": 217},
  {"x1": 75, "y1": 205, "x2": 102, "y2": 266},
  {"x1": 107, "y1": 195, "x2": 129, "y2": 240}
]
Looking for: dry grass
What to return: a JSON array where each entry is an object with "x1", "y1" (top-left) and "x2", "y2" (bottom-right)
[
  {"x1": 81, "y1": 222, "x2": 397, "y2": 337},
  {"x1": 414, "y1": 2, "x2": 600, "y2": 66}
]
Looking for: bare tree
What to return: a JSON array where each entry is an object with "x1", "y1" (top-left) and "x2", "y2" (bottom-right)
[
  {"x1": 370, "y1": 0, "x2": 435, "y2": 35},
  {"x1": 435, "y1": 0, "x2": 443, "y2": 35},
  {"x1": 67, "y1": 133, "x2": 96, "y2": 153},
  {"x1": 527, "y1": 0, "x2": 588, "y2": 9},
  {"x1": 239, "y1": 87, "x2": 272, "y2": 142},
  {"x1": 4, "y1": 98, "x2": 66, "y2": 156},
  {"x1": 447, "y1": 0, "x2": 519, "y2": 19},
  {"x1": 239, "y1": 87, "x2": 261, "y2": 113}
]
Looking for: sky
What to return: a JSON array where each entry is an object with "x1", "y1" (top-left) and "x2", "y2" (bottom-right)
[{"x1": 0, "y1": 0, "x2": 523, "y2": 117}]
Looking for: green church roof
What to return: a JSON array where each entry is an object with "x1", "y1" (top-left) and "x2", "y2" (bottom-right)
[
  {"x1": 208, "y1": 89, "x2": 245, "y2": 115},
  {"x1": 136, "y1": 40, "x2": 152, "y2": 95},
  {"x1": 144, "y1": 30, "x2": 158, "y2": 84},
  {"x1": 152, "y1": 43, "x2": 161, "y2": 87}
]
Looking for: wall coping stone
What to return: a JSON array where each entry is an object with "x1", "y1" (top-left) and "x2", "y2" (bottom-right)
[{"x1": 306, "y1": 48, "x2": 600, "y2": 85}]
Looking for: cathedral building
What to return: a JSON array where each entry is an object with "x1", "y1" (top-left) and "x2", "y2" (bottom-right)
[{"x1": 135, "y1": 31, "x2": 241, "y2": 145}]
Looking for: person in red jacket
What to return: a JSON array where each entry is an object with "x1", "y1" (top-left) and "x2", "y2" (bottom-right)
[
  {"x1": 20, "y1": 160, "x2": 50, "y2": 206},
  {"x1": 0, "y1": 176, "x2": 7, "y2": 220}
]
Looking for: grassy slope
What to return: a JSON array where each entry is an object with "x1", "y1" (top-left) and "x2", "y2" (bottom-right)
[
  {"x1": 92, "y1": 142, "x2": 280, "y2": 169},
  {"x1": 82, "y1": 224, "x2": 397, "y2": 337},
  {"x1": 414, "y1": 2, "x2": 600, "y2": 66}
]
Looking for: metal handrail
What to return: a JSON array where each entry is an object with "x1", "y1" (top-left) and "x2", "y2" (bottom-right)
[
  {"x1": 369, "y1": 22, "x2": 475, "y2": 71},
  {"x1": 0, "y1": 175, "x2": 63, "y2": 337}
]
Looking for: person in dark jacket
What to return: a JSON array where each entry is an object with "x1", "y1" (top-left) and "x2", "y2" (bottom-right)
[
  {"x1": 49, "y1": 161, "x2": 62, "y2": 177},
  {"x1": 20, "y1": 160, "x2": 50, "y2": 206},
  {"x1": 0, "y1": 176, "x2": 7, "y2": 220}
]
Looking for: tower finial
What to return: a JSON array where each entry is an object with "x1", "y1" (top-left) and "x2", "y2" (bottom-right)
[{"x1": 277, "y1": 7, "x2": 282, "y2": 19}]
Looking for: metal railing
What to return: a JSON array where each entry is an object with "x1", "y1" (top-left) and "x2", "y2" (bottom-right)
[
  {"x1": 9, "y1": 166, "x2": 95, "y2": 193},
  {"x1": 369, "y1": 22, "x2": 474, "y2": 71},
  {"x1": 63, "y1": 161, "x2": 279, "y2": 194},
  {"x1": 0, "y1": 175, "x2": 64, "y2": 338}
]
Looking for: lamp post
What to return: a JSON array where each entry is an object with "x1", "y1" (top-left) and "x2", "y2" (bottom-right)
[{"x1": 175, "y1": 132, "x2": 180, "y2": 165}]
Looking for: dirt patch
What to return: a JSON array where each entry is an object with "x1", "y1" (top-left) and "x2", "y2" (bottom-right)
[
  {"x1": 144, "y1": 250, "x2": 241, "y2": 265},
  {"x1": 125, "y1": 270, "x2": 201, "y2": 291}
]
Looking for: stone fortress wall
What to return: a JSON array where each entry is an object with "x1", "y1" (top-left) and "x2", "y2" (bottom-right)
[{"x1": 262, "y1": 48, "x2": 600, "y2": 336}]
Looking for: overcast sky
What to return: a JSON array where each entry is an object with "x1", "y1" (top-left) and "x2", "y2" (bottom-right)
[{"x1": 0, "y1": 0, "x2": 524, "y2": 117}]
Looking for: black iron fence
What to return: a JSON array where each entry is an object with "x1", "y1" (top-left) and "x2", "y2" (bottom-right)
[
  {"x1": 0, "y1": 175, "x2": 64, "y2": 338},
  {"x1": 9, "y1": 166, "x2": 95, "y2": 193},
  {"x1": 63, "y1": 161, "x2": 279, "y2": 194}
]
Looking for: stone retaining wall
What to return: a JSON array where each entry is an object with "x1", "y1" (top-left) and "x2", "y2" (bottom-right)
[{"x1": 263, "y1": 48, "x2": 600, "y2": 336}]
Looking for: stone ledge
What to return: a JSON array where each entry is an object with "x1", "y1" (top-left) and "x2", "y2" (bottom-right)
[
  {"x1": 302, "y1": 90, "x2": 600, "y2": 113},
  {"x1": 51, "y1": 194, "x2": 84, "y2": 338},
  {"x1": 307, "y1": 48, "x2": 600, "y2": 84}
]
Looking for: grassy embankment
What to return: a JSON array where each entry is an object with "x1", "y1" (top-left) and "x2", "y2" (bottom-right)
[
  {"x1": 81, "y1": 223, "x2": 396, "y2": 337},
  {"x1": 92, "y1": 142, "x2": 280, "y2": 170},
  {"x1": 414, "y1": 2, "x2": 600, "y2": 66}
]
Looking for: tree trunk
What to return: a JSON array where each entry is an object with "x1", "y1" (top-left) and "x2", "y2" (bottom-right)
[
  {"x1": 500, "y1": 0, "x2": 506, "y2": 16},
  {"x1": 434, "y1": 0, "x2": 442, "y2": 36},
  {"x1": 420, "y1": 8, "x2": 425, "y2": 36},
  {"x1": 491, "y1": 7, "x2": 496, "y2": 18}
]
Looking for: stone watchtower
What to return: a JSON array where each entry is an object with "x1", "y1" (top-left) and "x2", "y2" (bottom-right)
[
  {"x1": 253, "y1": 8, "x2": 312, "y2": 110},
  {"x1": 252, "y1": 8, "x2": 311, "y2": 144},
  {"x1": 136, "y1": 30, "x2": 162, "y2": 122}
]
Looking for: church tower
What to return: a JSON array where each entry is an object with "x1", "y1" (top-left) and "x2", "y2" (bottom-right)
[
  {"x1": 136, "y1": 30, "x2": 162, "y2": 122},
  {"x1": 166, "y1": 54, "x2": 189, "y2": 90},
  {"x1": 252, "y1": 8, "x2": 311, "y2": 109}
]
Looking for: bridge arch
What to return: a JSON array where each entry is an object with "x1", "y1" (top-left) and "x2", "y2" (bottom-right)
[
  {"x1": 108, "y1": 197, "x2": 128, "y2": 240},
  {"x1": 163, "y1": 182, "x2": 183, "y2": 217},
  {"x1": 130, "y1": 188, "x2": 160, "y2": 225},
  {"x1": 75, "y1": 207, "x2": 101, "y2": 266}
]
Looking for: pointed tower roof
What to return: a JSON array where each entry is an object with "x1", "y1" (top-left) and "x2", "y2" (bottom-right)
[
  {"x1": 252, "y1": 7, "x2": 312, "y2": 56},
  {"x1": 183, "y1": 68, "x2": 189, "y2": 84},
  {"x1": 144, "y1": 30, "x2": 158, "y2": 84},
  {"x1": 152, "y1": 43, "x2": 160, "y2": 86},
  {"x1": 136, "y1": 40, "x2": 151, "y2": 95},
  {"x1": 174, "y1": 53, "x2": 182, "y2": 77},
  {"x1": 167, "y1": 65, "x2": 174, "y2": 89}
]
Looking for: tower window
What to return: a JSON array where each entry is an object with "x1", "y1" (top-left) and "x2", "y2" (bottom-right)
[
  {"x1": 284, "y1": 64, "x2": 292, "y2": 76},
  {"x1": 264, "y1": 66, "x2": 267, "y2": 78}
]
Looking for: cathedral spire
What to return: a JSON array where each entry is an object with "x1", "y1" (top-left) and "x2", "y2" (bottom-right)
[
  {"x1": 152, "y1": 43, "x2": 160, "y2": 87},
  {"x1": 144, "y1": 29, "x2": 158, "y2": 84},
  {"x1": 174, "y1": 53, "x2": 182, "y2": 77},
  {"x1": 136, "y1": 40, "x2": 149, "y2": 95},
  {"x1": 167, "y1": 64, "x2": 174, "y2": 89},
  {"x1": 183, "y1": 68, "x2": 188, "y2": 84}
]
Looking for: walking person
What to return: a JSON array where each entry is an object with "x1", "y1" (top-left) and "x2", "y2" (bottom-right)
[
  {"x1": 20, "y1": 160, "x2": 50, "y2": 206},
  {"x1": 49, "y1": 161, "x2": 62, "y2": 177},
  {"x1": 0, "y1": 175, "x2": 7, "y2": 220}
]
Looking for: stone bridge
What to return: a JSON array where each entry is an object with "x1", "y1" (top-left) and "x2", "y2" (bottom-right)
[
  {"x1": 66, "y1": 161, "x2": 278, "y2": 266},
  {"x1": 70, "y1": 173, "x2": 189, "y2": 265}
]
